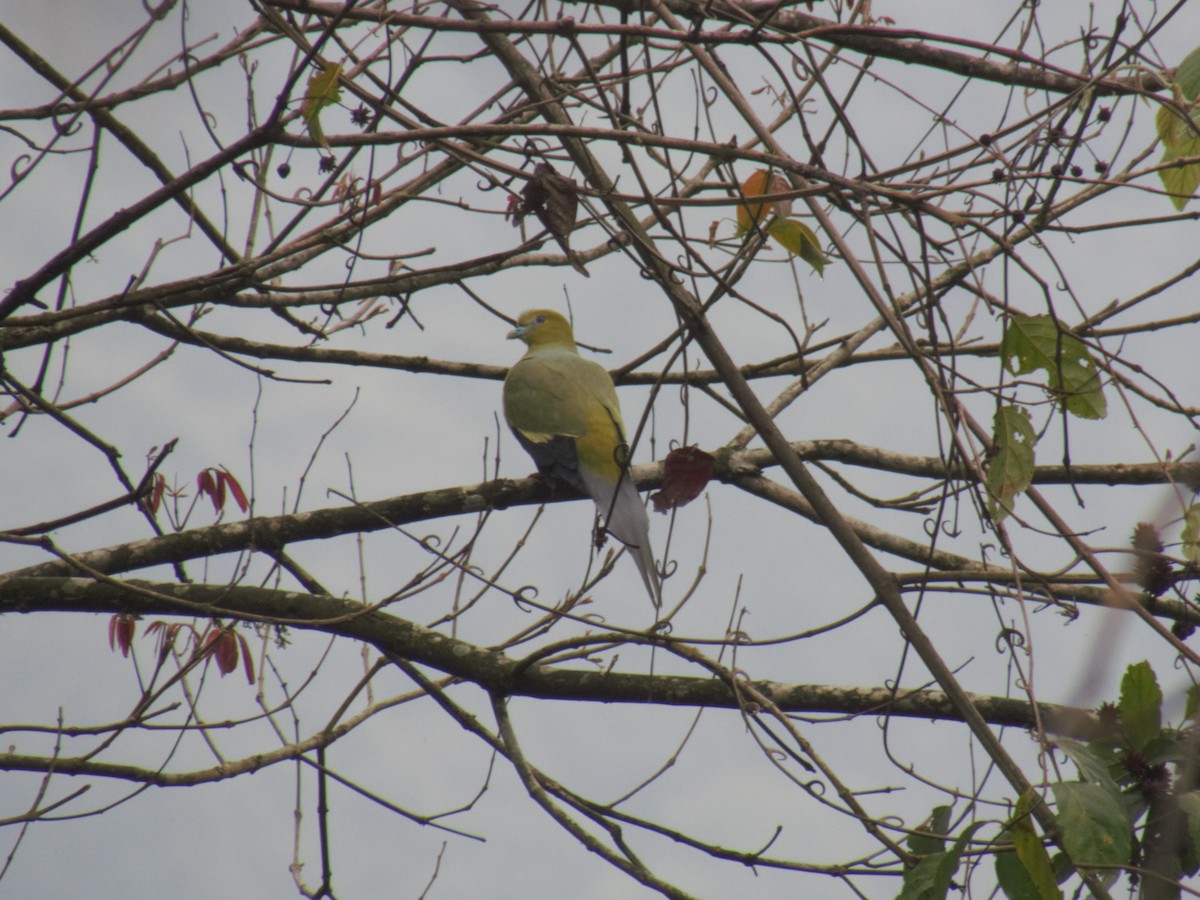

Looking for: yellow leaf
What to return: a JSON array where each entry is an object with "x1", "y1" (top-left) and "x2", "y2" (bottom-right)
[{"x1": 765, "y1": 218, "x2": 827, "y2": 275}]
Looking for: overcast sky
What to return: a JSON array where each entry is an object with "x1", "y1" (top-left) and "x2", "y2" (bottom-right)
[{"x1": 3, "y1": 2, "x2": 1199, "y2": 898}]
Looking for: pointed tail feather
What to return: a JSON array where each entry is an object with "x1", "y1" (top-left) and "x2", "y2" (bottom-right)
[
  {"x1": 628, "y1": 536, "x2": 662, "y2": 609},
  {"x1": 581, "y1": 470, "x2": 661, "y2": 608}
]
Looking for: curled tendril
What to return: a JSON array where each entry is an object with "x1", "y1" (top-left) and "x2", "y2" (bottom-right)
[
  {"x1": 790, "y1": 57, "x2": 811, "y2": 81},
  {"x1": 50, "y1": 105, "x2": 82, "y2": 137},
  {"x1": 996, "y1": 627, "x2": 1026, "y2": 652},
  {"x1": 230, "y1": 159, "x2": 258, "y2": 182},
  {"x1": 748, "y1": 826, "x2": 783, "y2": 860},
  {"x1": 105, "y1": 45, "x2": 128, "y2": 76},
  {"x1": 143, "y1": 0, "x2": 172, "y2": 21},
  {"x1": 521, "y1": 138, "x2": 550, "y2": 158},
  {"x1": 802, "y1": 779, "x2": 826, "y2": 798},
  {"x1": 9, "y1": 154, "x2": 33, "y2": 184},
  {"x1": 513, "y1": 584, "x2": 540, "y2": 611}
]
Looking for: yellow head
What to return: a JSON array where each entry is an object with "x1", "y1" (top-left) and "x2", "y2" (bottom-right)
[{"x1": 506, "y1": 309, "x2": 576, "y2": 349}]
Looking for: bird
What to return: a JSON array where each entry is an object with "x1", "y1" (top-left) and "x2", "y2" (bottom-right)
[{"x1": 503, "y1": 309, "x2": 662, "y2": 608}]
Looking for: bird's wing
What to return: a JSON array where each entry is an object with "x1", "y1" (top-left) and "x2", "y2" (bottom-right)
[
  {"x1": 503, "y1": 355, "x2": 589, "y2": 439},
  {"x1": 504, "y1": 351, "x2": 627, "y2": 477}
]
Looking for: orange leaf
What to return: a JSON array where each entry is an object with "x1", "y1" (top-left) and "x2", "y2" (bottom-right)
[{"x1": 736, "y1": 169, "x2": 791, "y2": 233}]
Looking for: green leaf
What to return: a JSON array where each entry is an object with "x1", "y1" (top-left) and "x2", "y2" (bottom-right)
[
  {"x1": 996, "y1": 841, "x2": 1053, "y2": 900},
  {"x1": 1155, "y1": 47, "x2": 1200, "y2": 210},
  {"x1": 765, "y1": 217, "x2": 827, "y2": 274},
  {"x1": 1141, "y1": 795, "x2": 1188, "y2": 899},
  {"x1": 1051, "y1": 781, "x2": 1132, "y2": 867},
  {"x1": 1177, "y1": 791, "x2": 1200, "y2": 873},
  {"x1": 996, "y1": 791, "x2": 1063, "y2": 900},
  {"x1": 302, "y1": 62, "x2": 343, "y2": 150},
  {"x1": 1185, "y1": 685, "x2": 1200, "y2": 723},
  {"x1": 1055, "y1": 739, "x2": 1122, "y2": 795},
  {"x1": 1002, "y1": 314, "x2": 1107, "y2": 419},
  {"x1": 1182, "y1": 504, "x2": 1200, "y2": 565},
  {"x1": 907, "y1": 805, "x2": 952, "y2": 856},
  {"x1": 898, "y1": 822, "x2": 984, "y2": 900},
  {"x1": 1157, "y1": 128, "x2": 1200, "y2": 211},
  {"x1": 1118, "y1": 660, "x2": 1163, "y2": 751},
  {"x1": 986, "y1": 405, "x2": 1036, "y2": 521},
  {"x1": 1176, "y1": 46, "x2": 1200, "y2": 101}
]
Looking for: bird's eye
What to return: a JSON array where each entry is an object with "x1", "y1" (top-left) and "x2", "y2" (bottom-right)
[{"x1": 533, "y1": 315, "x2": 545, "y2": 325}]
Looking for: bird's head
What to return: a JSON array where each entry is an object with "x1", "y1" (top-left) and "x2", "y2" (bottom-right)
[{"x1": 506, "y1": 309, "x2": 576, "y2": 348}]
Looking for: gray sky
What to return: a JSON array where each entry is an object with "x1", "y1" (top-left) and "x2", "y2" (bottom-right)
[{"x1": 2, "y1": 2, "x2": 1199, "y2": 897}]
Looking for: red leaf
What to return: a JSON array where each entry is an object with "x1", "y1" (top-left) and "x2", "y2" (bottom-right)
[
  {"x1": 218, "y1": 469, "x2": 249, "y2": 513},
  {"x1": 236, "y1": 631, "x2": 256, "y2": 684},
  {"x1": 197, "y1": 469, "x2": 220, "y2": 512},
  {"x1": 651, "y1": 446, "x2": 715, "y2": 513},
  {"x1": 149, "y1": 473, "x2": 166, "y2": 515},
  {"x1": 146, "y1": 620, "x2": 182, "y2": 660},
  {"x1": 108, "y1": 614, "x2": 136, "y2": 657},
  {"x1": 204, "y1": 627, "x2": 239, "y2": 676}
]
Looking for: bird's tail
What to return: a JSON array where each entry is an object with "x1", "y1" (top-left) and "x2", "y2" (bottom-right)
[{"x1": 582, "y1": 471, "x2": 662, "y2": 609}]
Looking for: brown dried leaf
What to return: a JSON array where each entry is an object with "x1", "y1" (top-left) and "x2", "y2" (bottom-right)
[{"x1": 513, "y1": 163, "x2": 588, "y2": 275}]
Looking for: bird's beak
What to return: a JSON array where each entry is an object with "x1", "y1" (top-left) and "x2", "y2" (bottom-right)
[{"x1": 506, "y1": 324, "x2": 527, "y2": 341}]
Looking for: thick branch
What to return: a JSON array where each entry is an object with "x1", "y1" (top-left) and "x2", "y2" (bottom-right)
[
  {"x1": 5, "y1": 447, "x2": 1196, "y2": 595},
  {"x1": 0, "y1": 576, "x2": 1108, "y2": 745}
]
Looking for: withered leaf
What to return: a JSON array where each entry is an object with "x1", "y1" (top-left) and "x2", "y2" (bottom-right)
[{"x1": 512, "y1": 163, "x2": 588, "y2": 276}]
